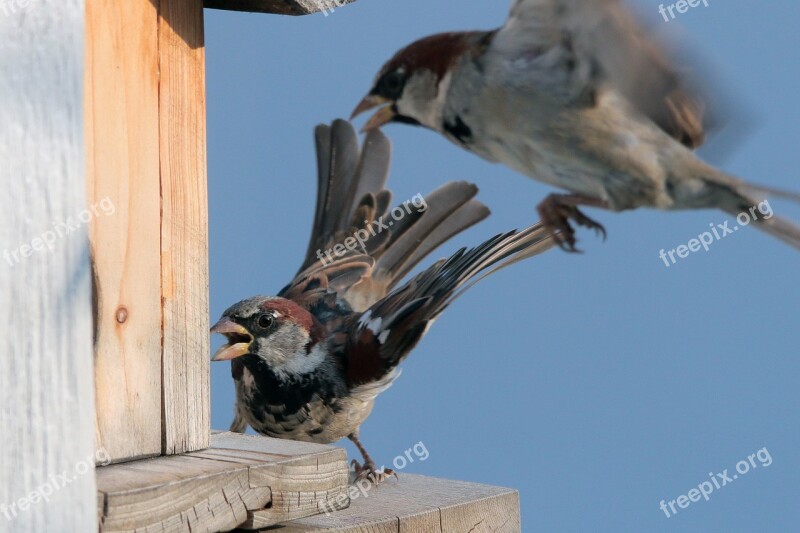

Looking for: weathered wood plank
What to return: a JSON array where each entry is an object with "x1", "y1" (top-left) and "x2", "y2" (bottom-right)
[
  {"x1": 97, "y1": 432, "x2": 349, "y2": 532},
  {"x1": 206, "y1": 433, "x2": 351, "y2": 530},
  {"x1": 86, "y1": 0, "x2": 163, "y2": 463},
  {"x1": 159, "y1": 0, "x2": 211, "y2": 456},
  {"x1": 0, "y1": 1, "x2": 97, "y2": 530},
  {"x1": 276, "y1": 474, "x2": 521, "y2": 533},
  {"x1": 204, "y1": 0, "x2": 355, "y2": 16}
]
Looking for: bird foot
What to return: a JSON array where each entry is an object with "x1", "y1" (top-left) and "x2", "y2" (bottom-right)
[
  {"x1": 537, "y1": 194, "x2": 607, "y2": 252},
  {"x1": 350, "y1": 459, "x2": 397, "y2": 485}
]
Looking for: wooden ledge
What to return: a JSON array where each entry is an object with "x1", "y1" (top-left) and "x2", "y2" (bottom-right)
[
  {"x1": 96, "y1": 431, "x2": 349, "y2": 532},
  {"x1": 274, "y1": 474, "x2": 521, "y2": 532},
  {"x1": 204, "y1": 0, "x2": 356, "y2": 15},
  {"x1": 97, "y1": 431, "x2": 521, "y2": 532}
]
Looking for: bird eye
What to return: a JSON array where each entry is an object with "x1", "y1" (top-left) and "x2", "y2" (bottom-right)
[
  {"x1": 379, "y1": 70, "x2": 406, "y2": 98},
  {"x1": 257, "y1": 314, "x2": 274, "y2": 329}
]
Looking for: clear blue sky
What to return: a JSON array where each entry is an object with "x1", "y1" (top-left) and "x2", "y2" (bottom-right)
[{"x1": 205, "y1": 1, "x2": 800, "y2": 530}]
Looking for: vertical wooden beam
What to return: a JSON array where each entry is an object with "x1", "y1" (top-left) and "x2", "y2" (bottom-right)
[
  {"x1": 86, "y1": 0, "x2": 163, "y2": 462},
  {"x1": 0, "y1": 0, "x2": 97, "y2": 529},
  {"x1": 158, "y1": 0, "x2": 211, "y2": 454},
  {"x1": 87, "y1": 0, "x2": 210, "y2": 462}
]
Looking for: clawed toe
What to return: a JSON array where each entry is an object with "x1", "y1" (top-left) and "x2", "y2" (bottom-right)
[
  {"x1": 571, "y1": 207, "x2": 607, "y2": 241},
  {"x1": 554, "y1": 225, "x2": 581, "y2": 253},
  {"x1": 351, "y1": 459, "x2": 397, "y2": 484},
  {"x1": 537, "y1": 194, "x2": 608, "y2": 252}
]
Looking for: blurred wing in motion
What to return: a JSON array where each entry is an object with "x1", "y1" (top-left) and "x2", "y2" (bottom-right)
[{"x1": 496, "y1": 0, "x2": 713, "y2": 148}]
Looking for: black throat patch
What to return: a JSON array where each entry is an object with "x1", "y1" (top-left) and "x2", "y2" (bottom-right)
[{"x1": 443, "y1": 115, "x2": 473, "y2": 145}]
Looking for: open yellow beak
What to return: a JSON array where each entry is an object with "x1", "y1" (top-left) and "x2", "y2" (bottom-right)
[
  {"x1": 210, "y1": 317, "x2": 253, "y2": 361},
  {"x1": 350, "y1": 95, "x2": 395, "y2": 132}
]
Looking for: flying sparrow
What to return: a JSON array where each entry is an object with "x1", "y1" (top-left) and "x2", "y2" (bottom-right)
[
  {"x1": 352, "y1": 0, "x2": 800, "y2": 251},
  {"x1": 211, "y1": 120, "x2": 555, "y2": 481}
]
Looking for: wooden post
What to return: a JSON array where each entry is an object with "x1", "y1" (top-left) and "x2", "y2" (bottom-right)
[
  {"x1": 0, "y1": 0, "x2": 97, "y2": 531},
  {"x1": 159, "y1": 0, "x2": 211, "y2": 457},
  {"x1": 86, "y1": 0, "x2": 210, "y2": 463}
]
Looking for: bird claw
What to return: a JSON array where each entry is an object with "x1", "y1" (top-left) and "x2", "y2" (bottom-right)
[
  {"x1": 537, "y1": 195, "x2": 607, "y2": 253},
  {"x1": 350, "y1": 459, "x2": 397, "y2": 485},
  {"x1": 571, "y1": 208, "x2": 607, "y2": 241}
]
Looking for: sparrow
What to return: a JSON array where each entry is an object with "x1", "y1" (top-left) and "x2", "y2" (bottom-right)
[
  {"x1": 210, "y1": 119, "x2": 555, "y2": 481},
  {"x1": 352, "y1": 0, "x2": 800, "y2": 251}
]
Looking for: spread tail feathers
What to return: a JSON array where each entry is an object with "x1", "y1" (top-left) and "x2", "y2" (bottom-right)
[{"x1": 294, "y1": 119, "x2": 491, "y2": 311}]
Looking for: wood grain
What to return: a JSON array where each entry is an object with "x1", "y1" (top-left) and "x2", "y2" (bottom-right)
[
  {"x1": 159, "y1": 0, "x2": 211, "y2": 456},
  {"x1": 204, "y1": 0, "x2": 355, "y2": 15},
  {"x1": 96, "y1": 432, "x2": 349, "y2": 532},
  {"x1": 276, "y1": 474, "x2": 521, "y2": 533},
  {"x1": 86, "y1": 0, "x2": 163, "y2": 463}
]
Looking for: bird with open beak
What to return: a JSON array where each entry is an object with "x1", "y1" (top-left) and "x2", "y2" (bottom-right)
[
  {"x1": 211, "y1": 120, "x2": 555, "y2": 481},
  {"x1": 352, "y1": 0, "x2": 800, "y2": 252}
]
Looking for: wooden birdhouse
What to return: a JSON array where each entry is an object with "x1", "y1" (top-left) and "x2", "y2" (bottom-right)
[{"x1": 2, "y1": 0, "x2": 521, "y2": 531}]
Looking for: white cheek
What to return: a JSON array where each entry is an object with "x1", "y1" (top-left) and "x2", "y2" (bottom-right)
[
  {"x1": 278, "y1": 344, "x2": 326, "y2": 378},
  {"x1": 400, "y1": 70, "x2": 451, "y2": 128}
]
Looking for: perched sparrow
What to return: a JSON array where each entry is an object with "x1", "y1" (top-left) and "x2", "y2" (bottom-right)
[
  {"x1": 352, "y1": 0, "x2": 800, "y2": 251},
  {"x1": 211, "y1": 120, "x2": 554, "y2": 480}
]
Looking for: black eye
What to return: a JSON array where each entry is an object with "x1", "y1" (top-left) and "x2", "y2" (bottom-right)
[
  {"x1": 378, "y1": 70, "x2": 406, "y2": 99},
  {"x1": 257, "y1": 314, "x2": 274, "y2": 329}
]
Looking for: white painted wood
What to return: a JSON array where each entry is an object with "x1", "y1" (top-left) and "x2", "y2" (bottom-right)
[{"x1": 0, "y1": 1, "x2": 97, "y2": 531}]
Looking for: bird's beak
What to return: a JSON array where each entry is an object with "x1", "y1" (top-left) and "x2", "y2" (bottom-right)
[
  {"x1": 210, "y1": 317, "x2": 254, "y2": 361},
  {"x1": 350, "y1": 95, "x2": 395, "y2": 132}
]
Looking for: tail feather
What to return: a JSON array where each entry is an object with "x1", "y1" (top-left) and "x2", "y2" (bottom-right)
[
  {"x1": 399, "y1": 199, "x2": 489, "y2": 279},
  {"x1": 717, "y1": 178, "x2": 800, "y2": 251},
  {"x1": 756, "y1": 216, "x2": 800, "y2": 250},
  {"x1": 694, "y1": 163, "x2": 800, "y2": 251},
  {"x1": 295, "y1": 119, "x2": 492, "y2": 312},
  {"x1": 375, "y1": 181, "x2": 490, "y2": 284},
  {"x1": 447, "y1": 224, "x2": 557, "y2": 301},
  {"x1": 348, "y1": 130, "x2": 392, "y2": 220},
  {"x1": 722, "y1": 202, "x2": 800, "y2": 251},
  {"x1": 324, "y1": 120, "x2": 363, "y2": 234},
  {"x1": 302, "y1": 120, "x2": 391, "y2": 272},
  {"x1": 406, "y1": 222, "x2": 555, "y2": 318}
]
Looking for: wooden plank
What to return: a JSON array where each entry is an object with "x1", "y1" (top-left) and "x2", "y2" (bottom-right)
[
  {"x1": 204, "y1": 0, "x2": 355, "y2": 15},
  {"x1": 86, "y1": 0, "x2": 163, "y2": 463},
  {"x1": 244, "y1": 486, "x2": 349, "y2": 530},
  {"x1": 204, "y1": 433, "x2": 351, "y2": 530},
  {"x1": 99, "y1": 457, "x2": 267, "y2": 532},
  {"x1": 159, "y1": 0, "x2": 211, "y2": 456},
  {"x1": 0, "y1": 1, "x2": 97, "y2": 530},
  {"x1": 96, "y1": 432, "x2": 349, "y2": 532},
  {"x1": 276, "y1": 474, "x2": 521, "y2": 533}
]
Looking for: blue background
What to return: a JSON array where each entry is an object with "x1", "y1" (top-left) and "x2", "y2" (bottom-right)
[{"x1": 205, "y1": 1, "x2": 799, "y2": 530}]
